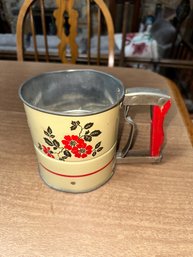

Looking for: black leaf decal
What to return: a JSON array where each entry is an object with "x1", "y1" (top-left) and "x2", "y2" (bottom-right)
[
  {"x1": 97, "y1": 147, "x2": 103, "y2": 152},
  {"x1": 85, "y1": 130, "x2": 90, "y2": 135},
  {"x1": 90, "y1": 130, "x2": 101, "y2": 137},
  {"x1": 95, "y1": 141, "x2": 101, "y2": 149},
  {"x1": 47, "y1": 126, "x2": 52, "y2": 134},
  {"x1": 50, "y1": 135, "x2": 55, "y2": 138},
  {"x1": 59, "y1": 156, "x2": 67, "y2": 161},
  {"x1": 92, "y1": 151, "x2": 97, "y2": 157},
  {"x1": 71, "y1": 121, "x2": 80, "y2": 126},
  {"x1": 44, "y1": 137, "x2": 53, "y2": 146},
  {"x1": 63, "y1": 150, "x2": 71, "y2": 157},
  {"x1": 84, "y1": 123, "x2": 94, "y2": 129},
  {"x1": 84, "y1": 135, "x2": 92, "y2": 142},
  {"x1": 70, "y1": 121, "x2": 80, "y2": 130},
  {"x1": 44, "y1": 130, "x2": 49, "y2": 136},
  {"x1": 38, "y1": 143, "x2": 42, "y2": 150},
  {"x1": 70, "y1": 125, "x2": 77, "y2": 130},
  {"x1": 53, "y1": 139, "x2": 60, "y2": 148}
]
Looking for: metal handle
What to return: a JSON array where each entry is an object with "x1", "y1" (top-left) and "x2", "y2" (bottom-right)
[
  {"x1": 116, "y1": 106, "x2": 136, "y2": 158},
  {"x1": 116, "y1": 87, "x2": 171, "y2": 162}
]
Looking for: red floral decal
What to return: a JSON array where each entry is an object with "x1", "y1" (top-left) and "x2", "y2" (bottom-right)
[
  {"x1": 72, "y1": 142, "x2": 93, "y2": 158},
  {"x1": 62, "y1": 135, "x2": 93, "y2": 158},
  {"x1": 42, "y1": 145, "x2": 55, "y2": 158},
  {"x1": 62, "y1": 135, "x2": 81, "y2": 150},
  {"x1": 38, "y1": 121, "x2": 103, "y2": 161}
]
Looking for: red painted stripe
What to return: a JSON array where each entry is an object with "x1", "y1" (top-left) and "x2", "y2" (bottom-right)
[{"x1": 39, "y1": 157, "x2": 114, "y2": 178}]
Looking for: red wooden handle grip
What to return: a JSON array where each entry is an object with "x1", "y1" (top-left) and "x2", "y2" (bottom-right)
[{"x1": 151, "y1": 100, "x2": 171, "y2": 157}]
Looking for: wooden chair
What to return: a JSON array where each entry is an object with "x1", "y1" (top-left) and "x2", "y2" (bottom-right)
[{"x1": 16, "y1": 0, "x2": 115, "y2": 66}]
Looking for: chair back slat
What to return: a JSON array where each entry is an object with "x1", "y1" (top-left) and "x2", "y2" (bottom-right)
[
  {"x1": 119, "y1": 1, "x2": 129, "y2": 66},
  {"x1": 29, "y1": 6, "x2": 39, "y2": 61},
  {"x1": 86, "y1": 0, "x2": 91, "y2": 64},
  {"x1": 40, "y1": 0, "x2": 49, "y2": 62},
  {"x1": 97, "y1": 7, "x2": 101, "y2": 66},
  {"x1": 94, "y1": 0, "x2": 114, "y2": 66},
  {"x1": 54, "y1": 0, "x2": 79, "y2": 63}
]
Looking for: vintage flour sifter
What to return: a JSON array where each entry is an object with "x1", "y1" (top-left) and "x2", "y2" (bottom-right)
[{"x1": 19, "y1": 69, "x2": 171, "y2": 193}]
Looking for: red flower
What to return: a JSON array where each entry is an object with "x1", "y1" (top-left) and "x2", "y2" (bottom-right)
[
  {"x1": 42, "y1": 145, "x2": 55, "y2": 158},
  {"x1": 62, "y1": 135, "x2": 84, "y2": 150},
  {"x1": 72, "y1": 142, "x2": 93, "y2": 158},
  {"x1": 62, "y1": 135, "x2": 93, "y2": 158}
]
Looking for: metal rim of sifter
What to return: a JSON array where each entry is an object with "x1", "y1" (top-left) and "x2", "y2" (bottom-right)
[{"x1": 19, "y1": 69, "x2": 125, "y2": 116}]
